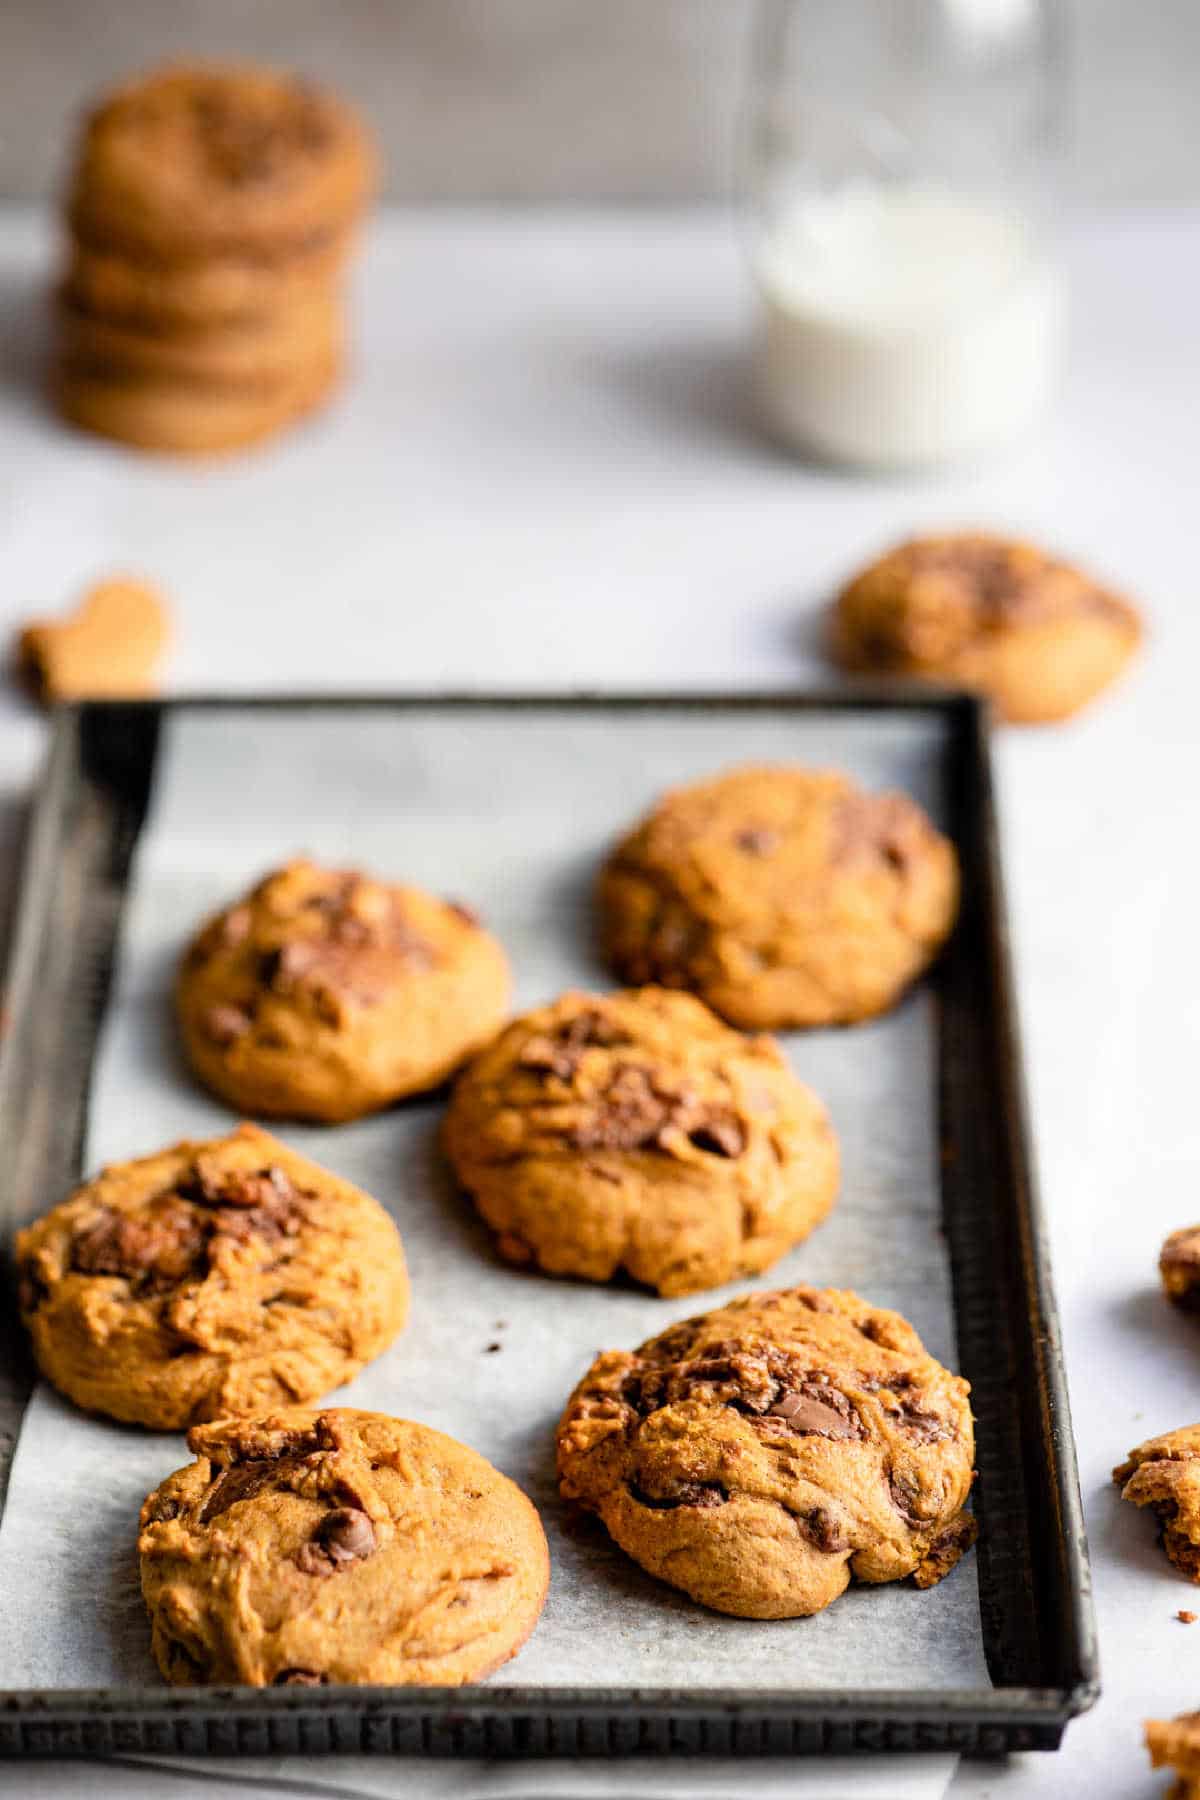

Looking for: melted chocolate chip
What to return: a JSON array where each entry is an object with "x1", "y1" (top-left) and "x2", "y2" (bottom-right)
[
  {"x1": 518, "y1": 1008, "x2": 630, "y2": 1082},
  {"x1": 70, "y1": 1200, "x2": 208, "y2": 1292},
  {"x1": 296, "y1": 1505, "x2": 377, "y2": 1575},
  {"x1": 764, "y1": 1383, "x2": 862, "y2": 1440},
  {"x1": 567, "y1": 1063, "x2": 747, "y2": 1160},
  {"x1": 199, "y1": 1456, "x2": 293, "y2": 1524},
  {"x1": 629, "y1": 1479, "x2": 728, "y2": 1510},
  {"x1": 735, "y1": 827, "x2": 781, "y2": 856},
  {"x1": 895, "y1": 1401, "x2": 954, "y2": 1444},
  {"x1": 795, "y1": 1505, "x2": 849, "y2": 1553}
]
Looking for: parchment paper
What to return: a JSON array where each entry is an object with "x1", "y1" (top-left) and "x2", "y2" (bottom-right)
[{"x1": 0, "y1": 705, "x2": 989, "y2": 1693}]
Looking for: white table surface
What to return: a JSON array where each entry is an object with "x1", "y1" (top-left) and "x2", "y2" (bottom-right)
[{"x1": 0, "y1": 206, "x2": 1198, "y2": 1798}]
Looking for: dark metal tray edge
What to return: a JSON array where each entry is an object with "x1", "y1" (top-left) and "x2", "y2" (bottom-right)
[{"x1": 0, "y1": 691, "x2": 1099, "y2": 1759}]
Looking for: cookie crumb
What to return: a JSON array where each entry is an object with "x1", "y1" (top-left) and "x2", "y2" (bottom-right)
[
  {"x1": 16, "y1": 576, "x2": 169, "y2": 703},
  {"x1": 484, "y1": 1341, "x2": 502, "y2": 1354},
  {"x1": 1178, "y1": 1610, "x2": 1196, "y2": 1624}
]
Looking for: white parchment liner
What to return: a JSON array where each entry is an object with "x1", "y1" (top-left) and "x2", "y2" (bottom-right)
[{"x1": 0, "y1": 705, "x2": 988, "y2": 1693}]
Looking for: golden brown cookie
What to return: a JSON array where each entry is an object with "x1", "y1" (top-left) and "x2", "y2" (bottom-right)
[
  {"x1": 54, "y1": 346, "x2": 340, "y2": 454},
  {"x1": 556, "y1": 1285, "x2": 976, "y2": 1619},
  {"x1": 139, "y1": 1407, "x2": 549, "y2": 1686},
  {"x1": 1161, "y1": 1229, "x2": 1200, "y2": 1311},
  {"x1": 57, "y1": 287, "x2": 341, "y2": 386},
  {"x1": 68, "y1": 63, "x2": 377, "y2": 262},
  {"x1": 1115, "y1": 1427, "x2": 1200, "y2": 1580},
  {"x1": 63, "y1": 228, "x2": 353, "y2": 329},
  {"x1": 831, "y1": 532, "x2": 1143, "y2": 724},
  {"x1": 177, "y1": 860, "x2": 510, "y2": 1123},
  {"x1": 15, "y1": 574, "x2": 169, "y2": 701},
  {"x1": 1148, "y1": 1713, "x2": 1200, "y2": 1797},
  {"x1": 15, "y1": 1124, "x2": 408, "y2": 1430},
  {"x1": 443, "y1": 987, "x2": 839, "y2": 1296},
  {"x1": 599, "y1": 765, "x2": 958, "y2": 1029}
]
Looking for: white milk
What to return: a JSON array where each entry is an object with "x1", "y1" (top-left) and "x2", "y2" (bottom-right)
[{"x1": 753, "y1": 182, "x2": 1065, "y2": 468}]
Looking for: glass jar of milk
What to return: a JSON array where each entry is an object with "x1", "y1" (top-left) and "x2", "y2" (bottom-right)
[{"x1": 744, "y1": 0, "x2": 1066, "y2": 468}]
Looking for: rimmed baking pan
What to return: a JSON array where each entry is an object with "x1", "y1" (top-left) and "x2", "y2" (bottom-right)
[{"x1": 0, "y1": 693, "x2": 1097, "y2": 1757}]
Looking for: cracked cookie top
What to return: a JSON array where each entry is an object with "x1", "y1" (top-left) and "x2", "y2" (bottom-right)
[
  {"x1": 599, "y1": 765, "x2": 959, "y2": 1029},
  {"x1": 557, "y1": 1285, "x2": 976, "y2": 1619},
  {"x1": 832, "y1": 532, "x2": 1142, "y2": 723},
  {"x1": 16, "y1": 1123, "x2": 408, "y2": 1429},
  {"x1": 138, "y1": 1407, "x2": 549, "y2": 1687},
  {"x1": 176, "y1": 859, "x2": 510, "y2": 1122},
  {"x1": 443, "y1": 987, "x2": 839, "y2": 1296}
]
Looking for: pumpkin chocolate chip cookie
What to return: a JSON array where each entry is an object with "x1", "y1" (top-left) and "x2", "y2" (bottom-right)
[
  {"x1": 67, "y1": 63, "x2": 377, "y2": 263},
  {"x1": 16, "y1": 1124, "x2": 408, "y2": 1429},
  {"x1": 599, "y1": 765, "x2": 958, "y2": 1029},
  {"x1": 139, "y1": 1408, "x2": 549, "y2": 1686},
  {"x1": 443, "y1": 987, "x2": 839, "y2": 1296},
  {"x1": 1115, "y1": 1427, "x2": 1200, "y2": 1580},
  {"x1": 556, "y1": 1285, "x2": 977, "y2": 1619},
  {"x1": 831, "y1": 531, "x2": 1142, "y2": 723},
  {"x1": 177, "y1": 859, "x2": 510, "y2": 1122}
]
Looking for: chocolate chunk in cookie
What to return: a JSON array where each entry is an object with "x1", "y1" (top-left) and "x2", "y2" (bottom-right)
[
  {"x1": 557, "y1": 1285, "x2": 976, "y2": 1619},
  {"x1": 139, "y1": 1407, "x2": 549, "y2": 1687},
  {"x1": 16, "y1": 1123, "x2": 408, "y2": 1429},
  {"x1": 443, "y1": 987, "x2": 839, "y2": 1296}
]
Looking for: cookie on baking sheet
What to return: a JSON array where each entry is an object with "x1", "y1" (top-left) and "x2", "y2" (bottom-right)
[
  {"x1": 443, "y1": 987, "x2": 839, "y2": 1297},
  {"x1": 1115, "y1": 1427, "x2": 1200, "y2": 1580},
  {"x1": 15, "y1": 574, "x2": 169, "y2": 702},
  {"x1": 831, "y1": 531, "x2": 1142, "y2": 724},
  {"x1": 139, "y1": 1407, "x2": 550, "y2": 1687},
  {"x1": 598, "y1": 764, "x2": 958, "y2": 1029},
  {"x1": 177, "y1": 859, "x2": 510, "y2": 1122},
  {"x1": 64, "y1": 229, "x2": 353, "y2": 329},
  {"x1": 54, "y1": 347, "x2": 341, "y2": 455},
  {"x1": 67, "y1": 63, "x2": 377, "y2": 263},
  {"x1": 556, "y1": 1285, "x2": 977, "y2": 1619},
  {"x1": 1147, "y1": 1712, "x2": 1200, "y2": 1798},
  {"x1": 15, "y1": 1123, "x2": 408, "y2": 1430}
]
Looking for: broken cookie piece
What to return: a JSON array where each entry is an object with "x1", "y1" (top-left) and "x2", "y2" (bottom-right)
[
  {"x1": 16, "y1": 575, "x2": 169, "y2": 702},
  {"x1": 443, "y1": 986, "x2": 839, "y2": 1295},
  {"x1": 556, "y1": 1284, "x2": 976, "y2": 1618},
  {"x1": 1115, "y1": 1426, "x2": 1200, "y2": 1580}
]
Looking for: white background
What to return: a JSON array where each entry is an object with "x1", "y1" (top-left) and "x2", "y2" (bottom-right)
[{"x1": 0, "y1": 207, "x2": 1198, "y2": 1795}]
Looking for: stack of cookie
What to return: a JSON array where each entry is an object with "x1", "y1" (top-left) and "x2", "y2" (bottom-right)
[{"x1": 54, "y1": 62, "x2": 377, "y2": 454}]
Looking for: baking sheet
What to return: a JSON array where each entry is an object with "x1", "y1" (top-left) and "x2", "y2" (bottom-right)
[{"x1": 0, "y1": 705, "x2": 989, "y2": 1692}]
